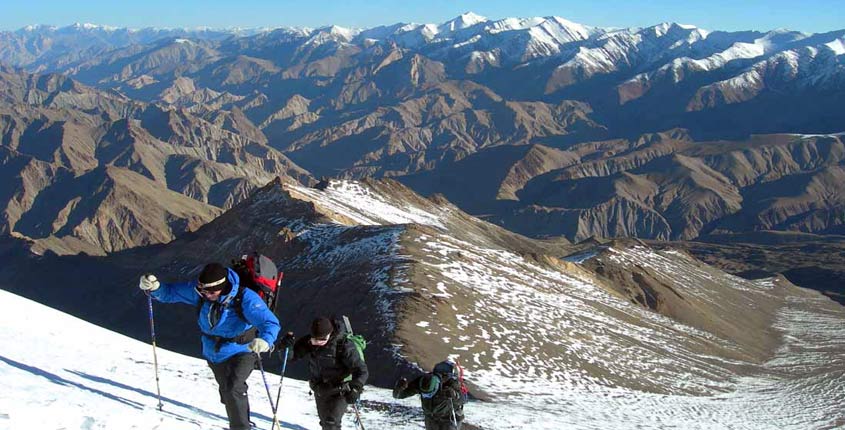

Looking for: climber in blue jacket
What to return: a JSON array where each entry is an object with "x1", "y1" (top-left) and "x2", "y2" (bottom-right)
[{"x1": 140, "y1": 262, "x2": 281, "y2": 430}]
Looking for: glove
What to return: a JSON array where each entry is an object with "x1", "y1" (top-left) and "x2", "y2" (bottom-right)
[
  {"x1": 139, "y1": 274, "x2": 160, "y2": 292},
  {"x1": 248, "y1": 338, "x2": 271, "y2": 354},
  {"x1": 279, "y1": 332, "x2": 295, "y2": 349},
  {"x1": 342, "y1": 381, "x2": 362, "y2": 404},
  {"x1": 392, "y1": 377, "x2": 408, "y2": 398},
  {"x1": 345, "y1": 388, "x2": 360, "y2": 404}
]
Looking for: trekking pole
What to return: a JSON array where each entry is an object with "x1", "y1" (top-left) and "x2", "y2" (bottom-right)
[
  {"x1": 351, "y1": 401, "x2": 366, "y2": 430},
  {"x1": 255, "y1": 353, "x2": 277, "y2": 424},
  {"x1": 146, "y1": 292, "x2": 164, "y2": 411},
  {"x1": 449, "y1": 398, "x2": 457, "y2": 427},
  {"x1": 269, "y1": 346, "x2": 290, "y2": 430}
]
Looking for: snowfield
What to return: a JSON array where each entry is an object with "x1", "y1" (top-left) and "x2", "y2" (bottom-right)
[{"x1": 0, "y1": 289, "x2": 438, "y2": 430}]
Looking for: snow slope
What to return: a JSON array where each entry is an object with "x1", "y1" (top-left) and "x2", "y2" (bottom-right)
[
  {"x1": 0, "y1": 289, "x2": 456, "y2": 430},
  {"x1": 287, "y1": 180, "x2": 447, "y2": 228}
]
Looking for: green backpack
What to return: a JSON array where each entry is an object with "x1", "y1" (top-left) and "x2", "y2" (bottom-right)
[
  {"x1": 345, "y1": 333, "x2": 366, "y2": 361},
  {"x1": 339, "y1": 315, "x2": 366, "y2": 382}
]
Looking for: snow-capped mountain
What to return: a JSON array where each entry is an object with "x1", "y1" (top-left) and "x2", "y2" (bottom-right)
[
  {"x1": 2, "y1": 14, "x2": 845, "y2": 309},
  {"x1": 686, "y1": 33, "x2": 845, "y2": 111},
  {"x1": 4, "y1": 14, "x2": 843, "y2": 116},
  {"x1": 0, "y1": 24, "x2": 246, "y2": 72},
  {"x1": 2, "y1": 14, "x2": 845, "y2": 250},
  {"x1": 355, "y1": 13, "x2": 600, "y2": 66}
]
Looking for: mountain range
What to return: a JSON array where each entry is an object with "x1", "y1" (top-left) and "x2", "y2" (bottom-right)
[
  {"x1": 0, "y1": 64, "x2": 312, "y2": 254},
  {"x1": 1, "y1": 13, "x2": 843, "y2": 429},
  {"x1": 1, "y1": 14, "x2": 843, "y2": 255}
]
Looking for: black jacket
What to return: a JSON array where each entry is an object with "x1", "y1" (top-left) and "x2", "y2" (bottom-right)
[
  {"x1": 292, "y1": 325, "x2": 368, "y2": 394},
  {"x1": 394, "y1": 373, "x2": 466, "y2": 421}
]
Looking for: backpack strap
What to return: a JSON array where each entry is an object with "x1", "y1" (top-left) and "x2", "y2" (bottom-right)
[
  {"x1": 230, "y1": 285, "x2": 246, "y2": 320},
  {"x1": 336, "y1": 335, "x2": 356, "y2": 383},
  {"x1": 201, "y1": 327, "x2": 258, "y2": 352},
  {"x1": 335, "y1": 335, "x2": 348, "y2": 362},
  {"x1": 195, "y1": 284, "x2": 247, "y2": 320},
  {"x1": 195, "y1": 286, "x2": 252, "y2": 351}
]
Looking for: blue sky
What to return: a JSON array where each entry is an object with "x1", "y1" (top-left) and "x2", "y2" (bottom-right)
[{"x1": 3, "y1": 0, "x2": 844, "y2": 33}]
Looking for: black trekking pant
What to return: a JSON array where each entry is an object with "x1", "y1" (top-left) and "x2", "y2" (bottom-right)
[
  {"x1": 425, "y1": 416, "x2": 462, "y2": 430},
  {"x1": 209, "y1": 353, "x2": 256, "y2": 430},
  {"x1": 314, "y1": 388, "x2": 348, "y2": 430}
]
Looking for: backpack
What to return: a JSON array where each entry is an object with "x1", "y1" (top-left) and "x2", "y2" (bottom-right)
[
  {"x1": 420, "y1": 373, "x2": 464, "y2": 420},
  {"x1": 195, "y1": 254, "x2": 283, "y2": 350},
  {"x1": 343, "y1": 332, "x2": 367, "y2": 362},
  {"x1": 196, "y1": 253, "x2": 283, "y2": 321},
  {"x1": 338, "y1": 315, "x2": 367, "y2": 382},
  {"x1": 231, "y1": 252, "x2": 283, "y2": 313},
  {"x1": 416, "y1": 359, "x2": 469, "y2": 421},
  {"x1": 432, "y1": 359, "x2": 469, "y2": 399}
]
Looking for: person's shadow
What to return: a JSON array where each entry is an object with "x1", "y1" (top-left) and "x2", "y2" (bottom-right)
[{"x1": 0, "y1": 355, "x2": 307, "y2": 430}]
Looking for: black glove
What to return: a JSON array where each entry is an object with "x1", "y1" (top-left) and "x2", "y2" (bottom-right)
[
  {"x1": 340, "y1": 381, "x2": 363, "y2": 403},
  {"x1": 279, "y1": 332, "x2": 295, "y2": 349},
  {"x1": 392, "y1": 377, "x2": 409, "y2": 399},
  {"x1": 345, "y1": 388, "x2": 360, "y2": 403}
]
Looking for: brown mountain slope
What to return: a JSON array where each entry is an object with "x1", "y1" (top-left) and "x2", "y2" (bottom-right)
[
  {"x1": 2, "y1": 25, "x2": 844, "y2": 252},
  {"x1": 276, "y1": 81, "x2": 604, "y2": 178},
  {"x1": 15, "y1": 165, "x2": 220, "y2": 255},
  {"x1": 0, "y1": 68, "x2": 314, "y2": 254},
  {"x1": 664, "y1": 231, "x2": 845, "y2": 305},
  {"x1": 404, "y1": 130, "x2": 845, "y2": 241}
]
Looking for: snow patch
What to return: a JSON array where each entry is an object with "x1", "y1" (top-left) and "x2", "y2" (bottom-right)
[
  {"x1": 288, "y1": 181, "x2": 446, "y2": 229},
  {"x1": 825, "y1": 38, "x2": 845, "y2": 55}
]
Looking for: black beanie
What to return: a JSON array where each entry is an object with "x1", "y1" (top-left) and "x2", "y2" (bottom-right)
[
  {"x1": 310, "y1": 317, "x2": 334, "y2": 338},
  {"x1": 198, "y1": 263, "x2": 229, "y2": 288}
]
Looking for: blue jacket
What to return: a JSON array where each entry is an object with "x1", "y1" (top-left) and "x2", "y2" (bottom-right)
[{"x1": 151, "y1": 268, "x2": 281, "y2": 363}]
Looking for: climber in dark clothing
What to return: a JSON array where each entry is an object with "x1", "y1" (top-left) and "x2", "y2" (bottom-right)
[
  {"x1": 394, "y1": 360, "x2": 468, "y2": 430},
  {"x1": 290, "y1": 316, "x2": 368, "y2": 430}
]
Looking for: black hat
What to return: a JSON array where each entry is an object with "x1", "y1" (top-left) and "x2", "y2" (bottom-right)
[
  {"x1": 198, "y1": 263, "x2": 229, "y2": 290},
  {"x1": 310, "y1": 317, "x2": 334, "y2": 338}
]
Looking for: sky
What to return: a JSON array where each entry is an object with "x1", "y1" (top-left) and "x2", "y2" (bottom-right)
[{"x1": 2, "y1": 0, "x2": 844, "y2": 33}]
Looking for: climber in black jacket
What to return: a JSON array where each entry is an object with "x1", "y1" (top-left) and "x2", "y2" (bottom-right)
[{"x1": 289, "y1": 316, "x2": 368, "y2": 430}]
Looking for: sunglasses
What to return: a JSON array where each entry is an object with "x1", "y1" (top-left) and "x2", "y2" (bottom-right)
[
  {"x1": 195, "y1": 286, "x2": 225, "y2": 295},
  {"x1": 195, "y1": 278, "x2": 227, "y2": 295}
]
